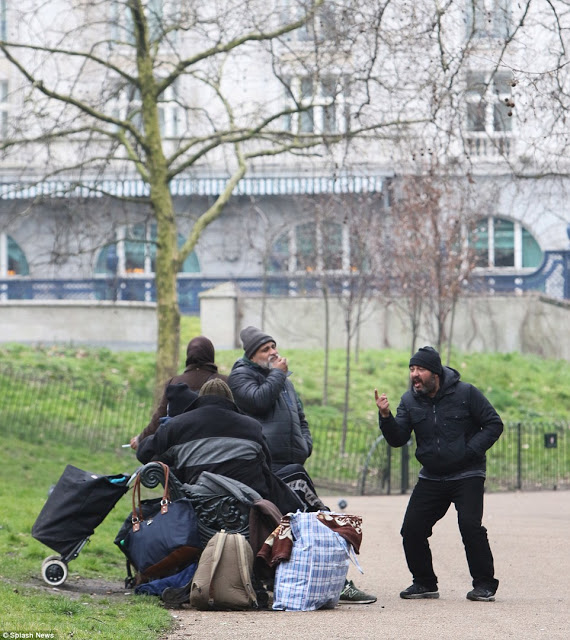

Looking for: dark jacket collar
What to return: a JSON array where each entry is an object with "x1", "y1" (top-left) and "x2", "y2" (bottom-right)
[{"x1": 190, "y1": 394, "x2": 242, "y2": 413}]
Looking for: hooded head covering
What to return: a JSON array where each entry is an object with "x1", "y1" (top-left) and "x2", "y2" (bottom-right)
[
  {"x1": 409, "y1": 346, "x2": 443, "y2": 376},
  {"x1": 239, "y1": 326, "x2": 275, "y2": 360},
  {"x1": 185, "y1": 336, "x2": 216, "y2": 369},
  {"x1": 165, "y1": 383, "x2": 198, "y2": 417}
]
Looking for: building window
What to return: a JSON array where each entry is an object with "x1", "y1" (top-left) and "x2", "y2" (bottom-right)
[
  {"x1": 279, "y1": 0, "x2": 337, "y2": 43},
  {"x1": 95, "y1": 223, "x2": 199, "y2": 276},
  {"x1": 0, "y1": 0, "x2": 6, "y2": 41},
  {"x1": 0, "y1": 234, "x2": 29, "y2": 276},
  {"x1": 471, "y1": 217, "x2": 542, "y2": 270},
  {"x1": 0, "y1": 80, "x2": 8, "y2": 139},
  {"x1": 158, "y1": 81, "x2": 181, "y2": 138},
  {"x1": 110, "y1": 0, "x2": 170, "y2": 45},
  {"x1": 110, "y1": 79, "x2": 181, "y2": 137},
  {"x1": 284, "y1": 76, "x2": 348, "y2": 135},
  {"x1": 466, "y1": 0, "x2": 510, "y2": 40},
  {"x1": 269, "y1": 221, "x2": 351, "y2": 274},
  {"x1": 465, "y1": 70, "x2": 513, "y2": 157}
]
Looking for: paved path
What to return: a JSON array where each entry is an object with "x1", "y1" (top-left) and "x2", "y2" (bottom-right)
[{"x1": 162, "y1": 491, "x2": 570, "y2": 640}]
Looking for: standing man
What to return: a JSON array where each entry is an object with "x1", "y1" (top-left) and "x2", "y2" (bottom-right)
[
  {"x1": 227, "y1": 326, "x2": 312, "y2": 471},
  {"x1": 375, "y1": 346, "x2": 503, "y2": 602},
  {"x1": 229, "y1": 326, "x2": 377, "y2": 605}
]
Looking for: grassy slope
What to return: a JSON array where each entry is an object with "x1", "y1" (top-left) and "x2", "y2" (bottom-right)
[
  {"x1": 0, "y1": 437, "x2": 171, "y2": 639},
  {"x1": 2, "y1": 316, "x2": 569, "y2": 424}
]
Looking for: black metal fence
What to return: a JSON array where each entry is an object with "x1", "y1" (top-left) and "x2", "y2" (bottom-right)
[
  {"x1": 355, "y1": 421, "x2": 569, "y2": 495},
  {"x1": 1, "y1": 365, "x2": 567, "y2": 494}
]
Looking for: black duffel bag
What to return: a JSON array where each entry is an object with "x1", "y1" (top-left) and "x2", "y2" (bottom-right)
[{"x1": 114, "y1": 462, "x2": 202, "y2": 584}]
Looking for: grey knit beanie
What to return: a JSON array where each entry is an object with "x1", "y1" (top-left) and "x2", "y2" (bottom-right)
[
  {"x1": 409, "y1": 346, "x2": 443, "y2": 376},
  {"x1": 199, "y1": 378, "x2": 234, "y2": 401},
  {"x1": 240, "y1": 326, "x2": 275, "y2": 359}
]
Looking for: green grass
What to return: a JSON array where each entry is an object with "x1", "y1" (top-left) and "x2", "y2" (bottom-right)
[
  {"x1": 0, "y1": 586, "x2": 169, "y2": 640},
  {"x1": 2, "y1": 315, "x2": 569, "y2": 424}
]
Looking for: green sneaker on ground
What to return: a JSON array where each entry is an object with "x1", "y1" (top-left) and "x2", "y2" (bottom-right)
[{"x1": 338, "y1": 579, "x2": 377, "y2": 604}]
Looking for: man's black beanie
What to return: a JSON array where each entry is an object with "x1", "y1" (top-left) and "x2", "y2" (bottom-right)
[
  {"x1": 240, "y1": 326, "x2": 275, "y2": 359},
  {"x1": 409, "y1": 346, "x2": 443, "y2": 376}
]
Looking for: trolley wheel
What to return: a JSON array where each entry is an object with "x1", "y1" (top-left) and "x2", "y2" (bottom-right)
[
  {"x1": 41, "y1": 554, "x2": 61, "y2": 568},
  {"x1": 41, "y1": 558, "x2": 68, "y2": 586}
]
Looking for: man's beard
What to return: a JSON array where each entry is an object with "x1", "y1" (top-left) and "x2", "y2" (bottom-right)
[
  {"x1": 259, "y1": 356, "x2": 277, "y2": 370},
  {"x1": 413, "y1": 373, "x2": 438, "y2": 396}
]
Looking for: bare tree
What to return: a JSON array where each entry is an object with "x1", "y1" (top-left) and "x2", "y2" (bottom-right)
[
  {"x1": 0, "y1": 0, "x2": 411, "y2": 390},
  {"x1": 1, "y1": 0, "x2": 567, "y2": 391},
  {"x1": 314, "y1": 192, "x2": 380, "y2": 452},
  {"x1": 383, "y1": 163, "x2": 479, "y2": 358}
]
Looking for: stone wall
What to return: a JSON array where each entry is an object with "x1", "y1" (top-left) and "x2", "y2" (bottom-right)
[
  {"x1": 0, "y1": 301, "x2": 157, "y2": 351},
  {"x1": 200, "y1": 283, "x2": 570, "y2": 360}
]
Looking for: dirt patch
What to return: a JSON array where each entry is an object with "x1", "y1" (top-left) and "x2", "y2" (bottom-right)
[{"x1": 8, "y1": 574, "x2": 133, "y2": 600}]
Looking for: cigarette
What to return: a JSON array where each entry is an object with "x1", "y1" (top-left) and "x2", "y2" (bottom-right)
[{"x1": 121, "y1": 444, "x2": 131, "y2": 448}]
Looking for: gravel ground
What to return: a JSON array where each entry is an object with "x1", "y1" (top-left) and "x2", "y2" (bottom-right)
[{"x1": 161, "y1": 490, "x2": 570, "y2": 640}]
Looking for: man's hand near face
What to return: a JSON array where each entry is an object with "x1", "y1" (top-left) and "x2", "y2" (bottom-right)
[{"x1": 271, "y1": 355, "x2": 288, "y2": 372}]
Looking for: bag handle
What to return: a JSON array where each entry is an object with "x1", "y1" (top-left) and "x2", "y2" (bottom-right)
[{"x1": 131, "y1": 462, "x2": 171, "y2": 531}]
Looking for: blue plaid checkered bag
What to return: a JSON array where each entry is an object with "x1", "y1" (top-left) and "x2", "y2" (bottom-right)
[{"x1": 272, "y1": 511, "x2": 351, "y2": 611}]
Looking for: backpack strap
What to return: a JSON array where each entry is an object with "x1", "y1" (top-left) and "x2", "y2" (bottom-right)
[
  {"x1": 235, "y1": 532, "x2": 258, "y2": 607},
  {"x1": 207, "y1": 530, "x2": 227, "y2": 607}
]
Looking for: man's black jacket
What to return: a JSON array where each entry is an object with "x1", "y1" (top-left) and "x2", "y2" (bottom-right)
[{"x1": 378, "y1": 366, "x2": 503, "y2": 477}]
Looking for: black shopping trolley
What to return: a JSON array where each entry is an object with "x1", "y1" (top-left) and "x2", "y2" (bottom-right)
[{"x1": 32, "y1": 464, "x2": 130, "y2": 586}]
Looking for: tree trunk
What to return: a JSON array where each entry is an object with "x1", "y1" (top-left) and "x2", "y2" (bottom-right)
[
  {"x1": 341, "y1": 314, "x2": 351, "y2": 454},
  {"x1": 322, "y1": 281, "x2": 330, "y2": 406},
  {"x1": 153, "y1": 205, "x2": 181, "y2": 401}
]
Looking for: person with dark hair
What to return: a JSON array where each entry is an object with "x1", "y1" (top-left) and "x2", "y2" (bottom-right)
[
  {"x1": 375, "y1": 346, "x2": 503, "y2": 602},
  {"x1": 130, "y1": 335, "x2": 227, "y2": 449},
  {"x1": 228, "y1": 326, "x2": 377, "y2": 605}
]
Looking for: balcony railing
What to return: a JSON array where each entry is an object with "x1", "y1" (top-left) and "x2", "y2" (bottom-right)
[{"x1": 466, "y1": 133, "x2": 512, "y2": 158}]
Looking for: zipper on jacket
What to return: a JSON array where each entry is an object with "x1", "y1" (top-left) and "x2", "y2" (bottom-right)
[{"x1": 433, "y1": 404, "x2": 440, "y2": 454}]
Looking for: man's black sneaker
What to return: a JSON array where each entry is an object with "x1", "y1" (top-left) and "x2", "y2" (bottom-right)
[
  {"x1": 466, "y1": 587, "x2": 496, "y2": 602},
  {"x1": 399, "y1": 584, "x2": 439, "y2": 599},
  {"x1": 338, "y1": 580, "x2": 377, "y2": 604}
]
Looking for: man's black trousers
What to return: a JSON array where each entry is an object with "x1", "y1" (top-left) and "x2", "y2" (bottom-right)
[{"x1": 400, "y1": 476, "x2": 499, "y2": 592}]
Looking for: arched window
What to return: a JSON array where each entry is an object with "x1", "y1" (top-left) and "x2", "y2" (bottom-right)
[
  {"x1": 470, "y1": 217, "x2": 542, "y2": 269},
  {"x1": 95, "y1": 223, "x2": 199, "y2": 275},
  {"x1": 0, "y1": 234, "x2": 29, "y2": 276},
  {"x1": 269, "y1": 221, "x2": 348, "y2": 274}
]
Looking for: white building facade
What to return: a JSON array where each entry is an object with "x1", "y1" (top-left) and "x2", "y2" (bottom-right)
[{"x1": 0, "y1": 0, "x2": 568, "y2": 312}]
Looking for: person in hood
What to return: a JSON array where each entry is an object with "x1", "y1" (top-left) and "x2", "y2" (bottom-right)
[
  {"x1": 131, "y1": 335, "x2": 227, "y2": 449},
  {"x1": 375, "y1": 346, "x2": 503, "y2": 603},
  {"x1": 136, "y1": 378, "x2": 302, "y2": 515}
]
